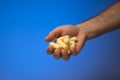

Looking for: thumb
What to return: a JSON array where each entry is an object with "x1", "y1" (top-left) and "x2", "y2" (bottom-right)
[{"x1": 45, "y1": 26, "x2": 63, "y2": 41}]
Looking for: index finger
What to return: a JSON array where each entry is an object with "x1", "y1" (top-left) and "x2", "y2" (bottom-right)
[{"x1": 45, "y1": 26, "x2": 62, "y2": 41}]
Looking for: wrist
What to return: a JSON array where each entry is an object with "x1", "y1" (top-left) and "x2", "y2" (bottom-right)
[{"x1": 76, "y1": 18, "x2": 103, "y2": 40}]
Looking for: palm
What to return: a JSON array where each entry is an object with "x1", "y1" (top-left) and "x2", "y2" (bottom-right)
[
  {"x1": 45, "y1": 25, "x2": 87, "y2": 60},
  {"x1": 60, "y1": 25, "x2": 80, "y2": 37}
]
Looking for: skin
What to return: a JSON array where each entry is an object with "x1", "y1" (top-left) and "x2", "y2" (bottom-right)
[{"x1": 45, "y1": 1, "x2": 120, "y2": 60}]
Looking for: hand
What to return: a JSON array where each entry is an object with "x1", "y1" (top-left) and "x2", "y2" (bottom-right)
[{"x1": 45, "y1": 25, "x2": 87, "y2": 60}]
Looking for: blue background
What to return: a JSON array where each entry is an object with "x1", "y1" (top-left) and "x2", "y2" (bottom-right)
[{"x1": 0, "y1": 0, "x2": 120, "y2": 80}]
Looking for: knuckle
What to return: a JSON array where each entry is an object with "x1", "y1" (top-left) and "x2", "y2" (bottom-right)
[
  {"x1": 57, "y1": 26, "x2": 63, "y2": 29},
  {"x1": 62, "y1": 52, "x2": 66, "y2": 55}
]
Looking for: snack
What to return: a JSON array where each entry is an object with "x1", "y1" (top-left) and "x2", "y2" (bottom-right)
[{"x1": 49, "y1": 35, "x2": 77, "y2": 54}]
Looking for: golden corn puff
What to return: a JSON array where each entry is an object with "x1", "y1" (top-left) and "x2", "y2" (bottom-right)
[
  {"x1": 56, "y1": 39, "x2": 68, "y2": 49},
  {"x1": 70, "y1": 37, "x2": 77, "y2": 41},
  {"x1": 69, "y1": 40, "x2": 75, "y2": 48},
  {"x1": 49, "y1": 35, "x2": 77, "y2": 54},
  {"x1": 49, "y1": 42, "x2": 61, "y2": 49},
  {"x1": 63, "y1": 38, "x2": 69, "y2": 44}
]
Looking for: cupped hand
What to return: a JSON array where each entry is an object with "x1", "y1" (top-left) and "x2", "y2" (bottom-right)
[{"x1": 45, "y1": 25, "x2": 87, "y2": 60}]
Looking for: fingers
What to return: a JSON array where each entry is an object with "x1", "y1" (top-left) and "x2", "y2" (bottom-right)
[
  {"x1": 45, "y1": 27, "x2": 62, "y2": 41},
  {"x1": 53, "y1": 49, "x2": 61, "y2": 60},
  {"x1": 69, "y1": 33, "x2": 86, "y2": 56},
  {"x1": 53, "y1": 49, "x2": 70, "y2": 60},
  {"x1": 46, "y1": 46, "x2": 70, "y2": 60},
  {"x1": 70, "y1": 47, "x2": 77, "y2": 56},
  {"x1": 46, "y1": 45, "x2": 54, "y2": 54},
  {"x1": 75, "y1": 33, "x2": 86, "y2": 55},
  {"x1": 61, "y1": 49, "x2": 70, "y2": 60}
]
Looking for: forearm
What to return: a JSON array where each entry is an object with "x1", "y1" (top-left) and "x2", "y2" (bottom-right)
[{"x1": 76, "y1": 1, "x2": 120, "y2": 40}]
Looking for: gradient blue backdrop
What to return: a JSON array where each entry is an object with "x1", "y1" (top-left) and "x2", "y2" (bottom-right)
[{"x1": 0, "y1": 0, "x2": 120, "y2": 80}]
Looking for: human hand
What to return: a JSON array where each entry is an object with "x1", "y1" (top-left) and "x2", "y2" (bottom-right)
[
  {"x1": 45, "y1": 25, "x2": 87, "y2": 60},
  {"x1": 45, "y1": 1, "x2": 120, "y2": 60}
]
